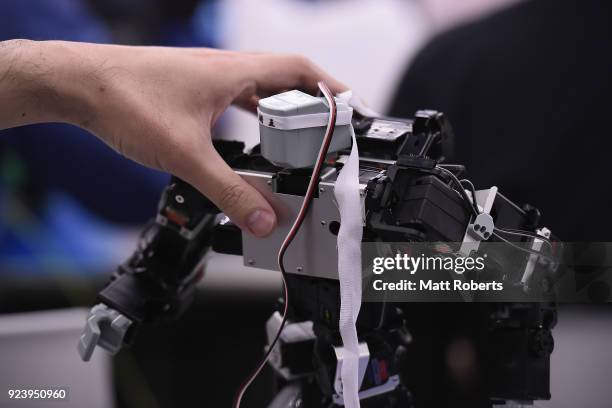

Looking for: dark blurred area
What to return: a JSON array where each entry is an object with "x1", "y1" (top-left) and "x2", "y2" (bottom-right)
[
  {"x1": 0, "y1": 278, "x2": 278, "y2": 407},
  {"x1": 390, "y1": 0, "x2": 612, "y2": 406},
  {"x1": 86, "y1": 0, "x2": 207, "y2": 45},
  {"x1": 1, "y1": 0, "x2": 612, "y2": 407},
  {"x1": 390, "y1": 0, "x2": 612, "y2": 242}
]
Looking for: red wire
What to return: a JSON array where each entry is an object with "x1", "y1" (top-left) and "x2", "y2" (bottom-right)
[{"x1": 232, "y1": 82, "x2": 338, "y2": 408}]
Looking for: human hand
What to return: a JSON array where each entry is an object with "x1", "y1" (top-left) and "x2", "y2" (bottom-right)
[{"x1": 0, "y1": 40, "x2": 347, "y2": 236}]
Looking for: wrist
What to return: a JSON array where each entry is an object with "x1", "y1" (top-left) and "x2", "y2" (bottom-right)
[
  {"x1": 0, "y1": 40, "x2": 100, "y2": 129},
  {"x1": 33, "y1": 41, "x2": 102, "y2": 128}
]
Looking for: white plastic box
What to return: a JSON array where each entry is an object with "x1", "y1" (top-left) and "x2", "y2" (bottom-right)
[{"x1": 258, "y1": 90, "x2": 353, "y2": 168}]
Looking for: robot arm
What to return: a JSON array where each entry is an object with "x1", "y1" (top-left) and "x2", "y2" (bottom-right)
[{"x1": 78, "y1": 176, "x2": 218, "y2": 361}]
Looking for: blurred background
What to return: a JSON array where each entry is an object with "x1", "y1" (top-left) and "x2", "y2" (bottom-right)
[{"x1": 0, "y1": 0, "x2": 611, "y2": 407}]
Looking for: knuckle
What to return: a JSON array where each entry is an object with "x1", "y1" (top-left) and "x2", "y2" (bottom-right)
[
  {"x1": 301, "y1": 56, "x2": 315, "y2": 70},
  {"x1": 290, "y1": 54, "x2": 311, "y2": 69}
]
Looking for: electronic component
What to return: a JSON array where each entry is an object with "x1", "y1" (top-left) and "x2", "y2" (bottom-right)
[{"x1": 258, "y1": 90, "x2": 352, "y2": 168}]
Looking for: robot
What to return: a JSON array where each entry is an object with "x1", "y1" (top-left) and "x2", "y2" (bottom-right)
[{"x1": 78, "y1": 87, "x2": 560, "y2": 408}]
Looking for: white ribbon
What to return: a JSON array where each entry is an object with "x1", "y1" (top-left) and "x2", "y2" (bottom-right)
[{"x1": 334, "y1": 91, "x2": 363, "y2": 408}]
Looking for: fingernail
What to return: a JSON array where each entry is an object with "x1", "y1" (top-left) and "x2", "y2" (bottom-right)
[{"x1": 246, "y1": 209, "x2": 275, "y2": 237}]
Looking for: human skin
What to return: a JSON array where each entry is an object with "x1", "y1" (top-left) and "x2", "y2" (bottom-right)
[{"x1": 0, "y1": 39, "x2": 346, "y2": 236}]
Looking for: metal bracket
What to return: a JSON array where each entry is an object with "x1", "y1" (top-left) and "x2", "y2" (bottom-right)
[
  {"x1": 459, "y1": 186, "x2": 498, "y2": 256},
  {"x1": 520, "y1": 227, "x2": 552, "y2": 290},
  {"x1": 77, "y1": 303, "x2": 132, "y2": 362},
  {"x1": 240, "y1": 169, "x2": 369, "y2": 280}
]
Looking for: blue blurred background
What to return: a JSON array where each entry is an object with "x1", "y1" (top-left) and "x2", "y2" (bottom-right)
[{"x1": 0, "y1": 0, "x2": 216, "y2": 276}]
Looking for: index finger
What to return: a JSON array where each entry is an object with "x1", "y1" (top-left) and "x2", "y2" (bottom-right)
[{"x1": 236, "y1": 54, "x2": 348, "y2": 112}]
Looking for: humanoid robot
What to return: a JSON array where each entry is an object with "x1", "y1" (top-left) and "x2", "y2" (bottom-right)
[{"x1": 78, "y1": 86, "x2": 559, "y2": 408}]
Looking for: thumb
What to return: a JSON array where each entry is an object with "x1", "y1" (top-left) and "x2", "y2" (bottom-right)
[{"x1": 183, "y1": 146, "x2": 277, "y2": 237}]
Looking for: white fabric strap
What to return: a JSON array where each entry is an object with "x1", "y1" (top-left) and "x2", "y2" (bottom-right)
[
  {"x1": 333, "y1": 109, "x2": 363, "y2": 407},
  {"x1": 257, "y1": 107, "x2": 353, "y2": 130},
  {"x1": 337, "y1": 90, "x2": 380, "y2": 118}
]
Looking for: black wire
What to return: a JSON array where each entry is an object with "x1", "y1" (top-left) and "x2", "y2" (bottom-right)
[
  {"x1": 437, "y1": 166, "x2": 479, "y2": 217},
  {"x1": 459, "y1": 178, "x2": 480, "y2": 215},
  {"x1": 492, "y1": 231, "x2": 556, "y2": 263},
  {"x1": 495, "y1": 227, "x2": 552, "y2": 243}
]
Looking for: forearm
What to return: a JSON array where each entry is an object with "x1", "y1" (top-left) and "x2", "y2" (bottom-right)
[
  {"x1": 0, "y1": 39, "x2": 97, "y2": 130},
  {"x1": 0, "y1": 41, "x2": 345, "y2": 236}
]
